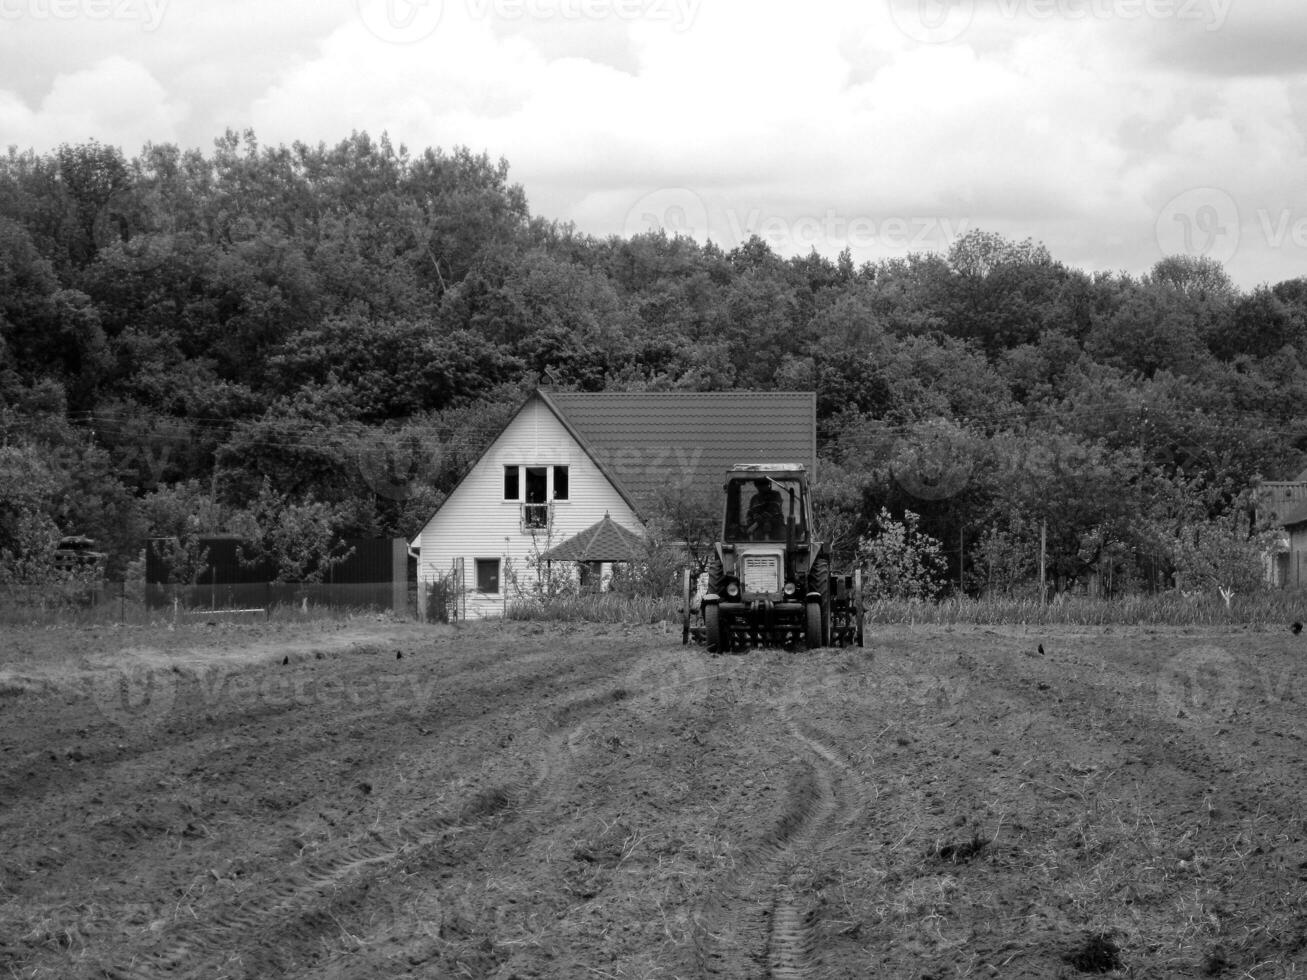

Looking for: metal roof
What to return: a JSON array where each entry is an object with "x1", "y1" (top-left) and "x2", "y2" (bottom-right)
[
  {"x1": 538, "y1": 514, "x2": 647, "y2": 563},
  {"x1": 540, "y1": 389, "x2": 816, "y2": 514},
  {"x1": 1278, "y1": 499, "x2": 1307, "y2": 528}
]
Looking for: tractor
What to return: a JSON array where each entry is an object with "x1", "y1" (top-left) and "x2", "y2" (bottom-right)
[{"x1": 682, "y1": 463, "x2": 863, "y2": 652}]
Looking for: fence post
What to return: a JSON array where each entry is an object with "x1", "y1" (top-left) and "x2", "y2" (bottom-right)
[{"x1": 392, "y1": 538, "x2": 407, "y2": 618}]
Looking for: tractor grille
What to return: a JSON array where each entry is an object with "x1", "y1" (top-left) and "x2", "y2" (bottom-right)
[{"x1": 741, "y1": 555, "x2": 781, "y2": 593}]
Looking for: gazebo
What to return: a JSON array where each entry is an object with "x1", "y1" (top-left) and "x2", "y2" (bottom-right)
[{"x1": 538, "y1": 513, "x2": 647, "y2": 591}]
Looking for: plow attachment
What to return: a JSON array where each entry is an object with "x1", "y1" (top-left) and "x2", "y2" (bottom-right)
[{"x1": 683, "y1": 567, "x2": 864, "y2": 652}]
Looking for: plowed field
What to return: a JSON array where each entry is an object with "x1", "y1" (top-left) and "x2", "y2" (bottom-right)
[{"x1": 2, "y1": 619, "x2": 1306, "y2": 978}]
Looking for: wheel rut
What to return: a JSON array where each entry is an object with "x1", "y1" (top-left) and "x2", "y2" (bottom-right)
[{"x1": 692, "y1": 714, "x2": 864, "y2": 979}]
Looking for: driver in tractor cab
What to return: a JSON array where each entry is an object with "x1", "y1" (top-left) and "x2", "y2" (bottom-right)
[{"x1": 746, "y1": 478, "x2": 785, "y2": 538}]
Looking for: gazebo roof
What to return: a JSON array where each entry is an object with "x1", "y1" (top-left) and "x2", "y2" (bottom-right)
[{"x1": 538, "y1": 514, "x2": 647, "y2": 563}]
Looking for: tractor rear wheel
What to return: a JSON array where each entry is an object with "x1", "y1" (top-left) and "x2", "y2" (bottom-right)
[
  {"x1": 805, "y1": 601, "x2": 823, "y2": 650},
  {"x1": 705, "y1": 602, "x2": 725, "y2": 655}
]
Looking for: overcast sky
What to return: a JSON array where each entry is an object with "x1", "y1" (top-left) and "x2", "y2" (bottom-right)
[{"x1": 2, "y1": 0, "x2": 1305, "y2": 288}]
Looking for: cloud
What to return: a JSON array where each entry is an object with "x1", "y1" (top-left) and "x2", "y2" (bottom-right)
[
  {"x1": 1, "y1": 0, "x2": 1305, "y2": 285},
  {"x1": 1145, "y1": 3, "x2": 1307, "y2": 77},
  {"x1": 0, "y1": 55, "x2": 186, "y2": 152}
]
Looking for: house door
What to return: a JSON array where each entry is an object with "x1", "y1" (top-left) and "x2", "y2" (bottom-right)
[
  {"x1": 524, "y1": 467, "x2": 549, "y2": 529},
  {"x1": 525, "y1": 467, "x2": 548, "y2": 504}
]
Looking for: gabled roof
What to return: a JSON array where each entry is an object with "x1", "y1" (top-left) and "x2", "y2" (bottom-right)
[
  {"x1": 538, "y1": 514, "x2": 647, "y2": 562},
  {"x1": 540, "y1": 389, "x2": 816, "y2": 510},
  {"x1": 413, "y1": 388, "x2": 817, "y2": 544}
]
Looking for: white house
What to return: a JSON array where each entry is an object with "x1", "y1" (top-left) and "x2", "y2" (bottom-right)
[
  {"x1": 411, "y1": 388, "x2": 816, "y2": 618},
  {"x1": 1259, "y1": 470, "x2": 1307, "y2": 589}
]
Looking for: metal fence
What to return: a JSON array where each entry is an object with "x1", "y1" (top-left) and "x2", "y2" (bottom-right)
[{"x1": 0, "y1": 581, "x2": 416, "y2": 627}]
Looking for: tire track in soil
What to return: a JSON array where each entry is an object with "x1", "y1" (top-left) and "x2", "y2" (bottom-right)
[
  {"x1": 107, "y1": 659, "x2": 669, "y2": 980},
  {"x1": 692, "y1": 714, "x2": 863, "y2": 979}
]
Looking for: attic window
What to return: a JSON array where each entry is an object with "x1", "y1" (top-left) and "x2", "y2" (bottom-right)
[
  {"x1": 553, "y1": 465, "x2": 569, "y2": 501},
  {"x1": 504, "y1": 466, "x2": 519, "y2": 501}
]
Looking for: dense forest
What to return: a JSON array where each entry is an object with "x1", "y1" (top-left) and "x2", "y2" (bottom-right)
[{"x1": 2, "y1": 130, "x2": 1306, "y2": 596}]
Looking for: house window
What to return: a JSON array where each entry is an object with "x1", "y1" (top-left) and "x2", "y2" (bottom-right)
[
  {"x1": 475, "y1": 558, "x2": 500, "y2": 594},
  {"x1": 504, "y1": 464, "x2": 569, "y2": 502}
]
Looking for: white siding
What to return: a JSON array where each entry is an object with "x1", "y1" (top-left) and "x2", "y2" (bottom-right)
[{"x1": 413, "y1": 397, "x2": 642, "y2": 618}]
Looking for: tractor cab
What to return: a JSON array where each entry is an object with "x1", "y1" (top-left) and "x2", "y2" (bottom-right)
[{"x1": 722, "y1": 466, "x2": 811, "y2": 545}]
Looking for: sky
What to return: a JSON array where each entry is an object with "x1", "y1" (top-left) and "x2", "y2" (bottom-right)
[{"x1": 2, "y1": 0, "x2": 1306, "y2": 289}]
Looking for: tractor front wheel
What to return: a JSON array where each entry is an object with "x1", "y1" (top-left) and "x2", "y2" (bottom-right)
[
  {"x1": 808, "y1": 557, "x2": 830, "y2": 647},
  {"x1": 705, "y1": 602, "x2": 725, "y2": 655},
  {"x1": 707, "y1": 555, "x2": 724, "y2": 596}
]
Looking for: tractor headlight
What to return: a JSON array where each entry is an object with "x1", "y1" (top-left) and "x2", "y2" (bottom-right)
[
  {"x1": 783, "y1": 581, "x2": 796, "y2": 597},
  {"x1": 725, "y1": 581, "x2": 740, "y2": 598}
]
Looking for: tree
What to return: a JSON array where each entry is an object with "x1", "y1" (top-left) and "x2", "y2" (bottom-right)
[
  {"x1": 944, "y1": 229, "x2": 1066, "y2": 351},
  {"x1": 235, "y1": 479, "x2": 352, "y2": 584},
  {"x1": 0, "y1": 442, "x2": 63, "y2": 584},
  {"x1": 1146, "y1": 502, "x2": 1276, "y2": 599},
  {"x1": 140, "y1": 480, "x2": 237, "y2": 586},
  {"x1": 858, "y1": 508, "x2": 947, "y2": 600}
]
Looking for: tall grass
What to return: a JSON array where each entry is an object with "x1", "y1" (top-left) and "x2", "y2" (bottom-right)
[
  {"x1": 865, "y1": 591, "x2": 1305, "y2": 627},
  {"x1": 506, "y1": 594, "x2": 681, "y2": 624},
  {"x1": 508, "y1": 590, "x2": 1305, "y2": 628}
]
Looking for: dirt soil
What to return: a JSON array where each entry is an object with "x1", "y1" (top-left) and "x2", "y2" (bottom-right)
[{"x1": 2, "y1": 618, "x2": 1307, "y2": 978}]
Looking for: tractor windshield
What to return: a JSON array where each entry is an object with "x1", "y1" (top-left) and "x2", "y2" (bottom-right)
[{"x1": 723, "y1": 476, "x2": 808, "y2": 543}]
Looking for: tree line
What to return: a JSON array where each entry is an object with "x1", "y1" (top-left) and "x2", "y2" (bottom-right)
[{"x1": 2, "y1": 130, "x2": 1305, "y2": 596}]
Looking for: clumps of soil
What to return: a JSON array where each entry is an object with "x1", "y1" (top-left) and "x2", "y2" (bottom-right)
[
  {"x1": 1203, "y1": 946, "x2": 1233, "y2": 975},
  {"x1": 1063, "y1": 932, "x2": 1123, "y2": 973},
  {"x1": 461, "y1": 786, "x2": 512, "y2": 820},
  {"x1": 930, "y1": 833, "x2": 988, "y2": 864}
]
